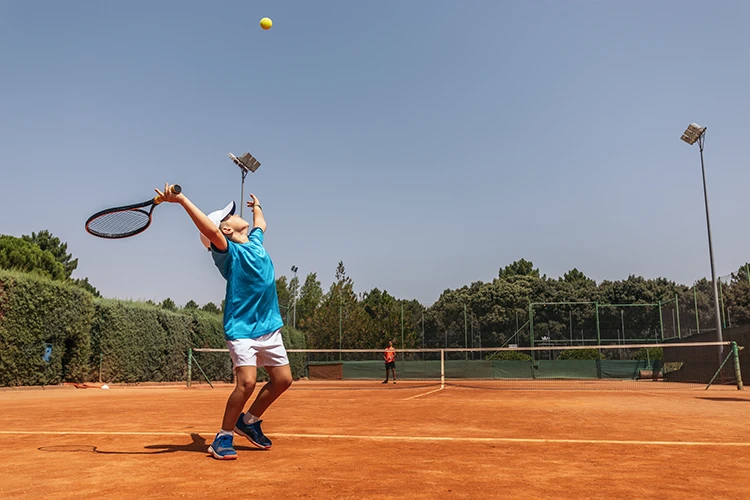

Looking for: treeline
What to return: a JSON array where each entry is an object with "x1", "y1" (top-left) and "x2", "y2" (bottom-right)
[
  {"x1": 285, "y1": 259, "x2": 750, "y2": 350},
  {"x1": 2, "y1": 229, "x2": 749, "y2": 370}
]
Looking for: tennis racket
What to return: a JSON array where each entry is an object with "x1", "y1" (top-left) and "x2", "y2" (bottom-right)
[{"x1": 85, "y1": 185, "x2": 181, "y2": 239}]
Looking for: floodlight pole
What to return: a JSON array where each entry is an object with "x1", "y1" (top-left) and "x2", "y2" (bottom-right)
[
  {"x1": 229, "y1": 152, "x2": 261, "y2": 218},
  {"x1": 696, "y1": 131, "x2": 724, "y2": 350},
  {"x1": 291, "y1": 266, "x2": 298, "y2": 328},
  {"x1": 240, "y1": 169, "x2": 249, "y2": 218}
]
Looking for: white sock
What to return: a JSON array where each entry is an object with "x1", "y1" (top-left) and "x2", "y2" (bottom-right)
[
  {"x1": 243, "y1": 413, "x2": 259, "y2": 425},
  {"x1": 218, "y1": 429, "x2": 233, "y2": 437}
]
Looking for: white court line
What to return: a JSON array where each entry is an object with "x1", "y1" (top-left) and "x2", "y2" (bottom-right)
[
  {"x1": 402, "y1": 386, "x2": 445, "y2": 400},
  {"x1": 0, "y1": 431, "x2": 195, "y2": 436},
  {"x1": 1, "y1": 430, "x2": 749, "y2": 447}
]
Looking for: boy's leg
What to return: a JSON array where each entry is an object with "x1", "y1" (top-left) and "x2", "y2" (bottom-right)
[
  {"x1": 383, "y1": 364, "x2": 389, "y2": 383},
  {"x1": 247, "y1": 364, "x2": 293, "y2": 418},
  {"x1": 391, "y1": 366, "x2": 397, "y2": 383},
  {"x1": 235, "y1": 365, "x2": 292, "y2": 450},
  {"x1": 221, "y1": 366, "x2": 257, "y2": 431}
]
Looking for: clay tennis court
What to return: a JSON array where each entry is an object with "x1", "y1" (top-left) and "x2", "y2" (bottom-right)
[{"x1": 1, "y1": 381, "x2": 749, "y2": 499}]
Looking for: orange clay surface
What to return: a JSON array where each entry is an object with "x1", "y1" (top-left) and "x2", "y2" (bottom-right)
[{"x1": 1, "y1": 380, "x2": 749, "y2": 499}]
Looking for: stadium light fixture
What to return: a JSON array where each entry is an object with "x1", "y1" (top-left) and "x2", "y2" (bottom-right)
[
  {"x1": 228, "y1": 152, "x2": 261, "y2": 217},
  {"x1": 680, "y1": 123, "x2": 723, "y2": 353}
]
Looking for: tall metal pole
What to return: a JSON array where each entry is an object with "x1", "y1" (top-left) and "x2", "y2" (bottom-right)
[
  {"x1": 240, "y1": 170, "x2": 248, "y2": 218},
  {"x1": 421, "y1": 311, "x2": 425, "y2": 348},
  {"x1": 292, "y1": 266, "x2": 298, "y2": 328},
  {"x1": 229, "y1": 152, "x2": 261, "y2": 218},
  {"x1": 697, "y1": 132, "x2": 724, "y2": 352},
  {"x1": 401, "y1": 304, "x2": 404, "y2": 350},
  {"x1": 464, "y1": 304, "x2": 468, "y2": 360}
]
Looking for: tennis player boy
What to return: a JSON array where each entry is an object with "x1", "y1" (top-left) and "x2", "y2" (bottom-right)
[{"x1": 156, "y1": 183, "x2": 293, "y2": 460}]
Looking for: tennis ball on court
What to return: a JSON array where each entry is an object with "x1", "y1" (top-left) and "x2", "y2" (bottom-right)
[{"x1": 260, "y1": 17, "x2": 272, "y2": 30}]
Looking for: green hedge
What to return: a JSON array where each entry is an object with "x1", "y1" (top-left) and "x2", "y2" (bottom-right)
[
  {"x1": 282, "y1": 326, "x2": 307, "y2": 380},
  {"x1": 186, "y1": 309, "x2": 232, "y2": 383},
  {"x1": 558, "y1": 348, "x2": 604, "y2": 360},
  {"x1": 486, "y1": 350, "x2": 533, "y2": 361},
  {"x1": 91, "y1": 299, "x2": 198, "y2": 383},
  {"x1": 1, "y1": 269, "x2": 308, "y2": 387},
  {"x1": 0, "y1": 270, "x2": 93, "y2": 386}
]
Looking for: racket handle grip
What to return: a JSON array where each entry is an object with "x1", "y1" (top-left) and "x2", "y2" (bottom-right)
[{"x1": 171, "y1": 185, "x2": 182, "y2": 194}]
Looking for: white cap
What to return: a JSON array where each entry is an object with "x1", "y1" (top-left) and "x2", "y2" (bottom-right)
[{"x1": 200, "y1": 201, "x2": 236, "y2": 248}]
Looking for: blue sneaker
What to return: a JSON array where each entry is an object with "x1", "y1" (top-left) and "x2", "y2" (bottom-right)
[
  {"x1": 208, "y1": 433, "x2": 238, "y2": 460},
  {"x1": 235, "y1": 413, "x2": 272, "y2": 449}
]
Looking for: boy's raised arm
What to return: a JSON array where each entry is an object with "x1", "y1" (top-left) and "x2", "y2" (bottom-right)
[
  {"x1": 247, "y1": 193, "x2": 267, "y2": 233},
  {"x1": 155, "y1": 183, "x2": 228, "y2": 251}
]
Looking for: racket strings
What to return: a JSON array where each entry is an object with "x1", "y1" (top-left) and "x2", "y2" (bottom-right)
[{"x1": 86, "y1": 209, "x2": 151, "y2": 238}]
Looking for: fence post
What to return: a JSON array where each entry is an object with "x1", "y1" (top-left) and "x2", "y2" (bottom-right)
[
  {"x1": 440, "y1": 349, "x2": 445, "y2": 388},
  {"x1": 529, "y1": 303, "x2": 534, "y2": 350},
  {"x1": 675, "y1": 293, "x2": 681, "y2": 339},
  {"x1": 719, "y1": 280, "x2": 727, "y2": 328},
  {"x1": 595, "y1": 302, "x2": 601, "y2": 345},
  {"x1": 187, "y1": 348, "x2": 192, "y2": 388},
  {"x1": 658, "y1": 301, "x2": 664, "y2": 342},
  {"x1": 694, "y1": 286, "x2": 700, "y2": 335}
]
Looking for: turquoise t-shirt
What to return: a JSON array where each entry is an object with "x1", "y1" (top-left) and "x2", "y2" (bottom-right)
[{"x1": 210, "y1": 228, "x2": 284, "y2": 340}]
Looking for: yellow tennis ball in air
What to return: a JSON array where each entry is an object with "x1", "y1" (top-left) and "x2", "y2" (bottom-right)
[{"x1": 260, "y1": 17, "x2": 272, "y2": 30}]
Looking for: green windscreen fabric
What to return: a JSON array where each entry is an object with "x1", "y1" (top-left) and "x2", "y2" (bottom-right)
[
  {"x1": 341, "y1": 360, "x2": 443, "y2": 379},
  {"x1": 310, "y1": 359, "x2": 656, "y2": 380},
  {"x1": 599, "y1": 360, "x2": 644, "y2": 379},
  {"x1": 493, "y1": 361, "x2": 534, "y2": 379},
  {"x1": 342, "y1": 361, "x2": 387, "y2": 379},
  {"x1": 444, "y1": 360, "x2": 494, "y2": 379},
  {"x1": 534, "y1": 360, "x2": 599, "y2": 379}
]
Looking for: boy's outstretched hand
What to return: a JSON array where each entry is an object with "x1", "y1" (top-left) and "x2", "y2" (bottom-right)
[
  {"x1": 155, "y1": 183, "x2": 184, "y2": 203},
  {"x1": 247, "y1": 194, "x2": 261, "y2": 211}
]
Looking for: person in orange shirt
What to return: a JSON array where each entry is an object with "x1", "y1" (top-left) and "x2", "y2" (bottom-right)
[{"x1": 382, "y1": 340, "x2": 397, "y2": 384}]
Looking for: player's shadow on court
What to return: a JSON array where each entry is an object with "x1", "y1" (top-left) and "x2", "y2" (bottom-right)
[
  {"x1": 37, "y1": 433, "x2": 265, "y2": 455},
  {"x1": 695, "y1": 397, "x2": 750, "y2": 403},
  {"x1": 143, "y1": 433, "x2": 264, "y2": 454}
]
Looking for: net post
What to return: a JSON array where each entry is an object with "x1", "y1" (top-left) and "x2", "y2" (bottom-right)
[
  {"x1": 191, "y1": 350, "x2": 214, "y2": 389},
  {"x1": 675, "y1": 294, "x2": 681, "y2": 339},
  {"x1": 732, "y1": 342, "x2": 744, "y2": 391},
  {"x1": 187, "y1": 348, "x2": 192, "y2": 388},
  {"x1": 706, "y1": 345, "x2": 734, "y2": 390},
  {"x1": 440, "y1": 349, "x2": 445, "y2": 388}
]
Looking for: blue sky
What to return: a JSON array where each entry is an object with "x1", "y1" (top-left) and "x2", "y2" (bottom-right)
[{"x1": 1, "y1": 1, "x2": 749, "y2": 308}]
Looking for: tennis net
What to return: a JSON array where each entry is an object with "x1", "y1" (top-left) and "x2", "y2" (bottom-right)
[{"x1": 188, "y1": 341, "x2": 744, "y2": 390}]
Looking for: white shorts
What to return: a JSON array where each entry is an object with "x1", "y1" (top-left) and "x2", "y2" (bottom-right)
[{"x1": 226, "y1": 329, "x2": 289, "y2": 369}]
